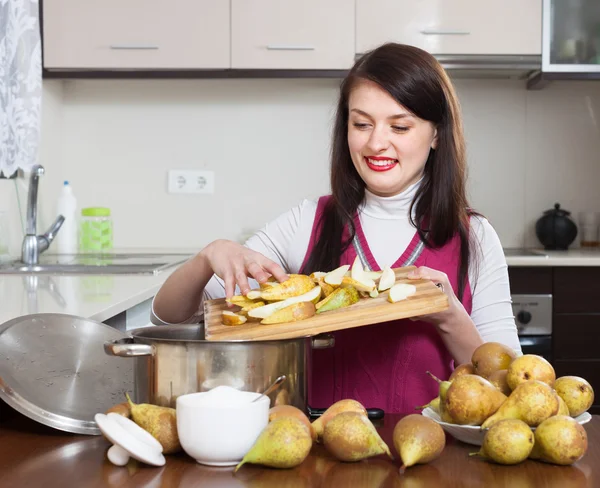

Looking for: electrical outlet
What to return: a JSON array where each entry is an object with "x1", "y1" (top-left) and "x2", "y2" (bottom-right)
[{"x1": 168, "y1": 170, "x2": 215, "y2": 194}]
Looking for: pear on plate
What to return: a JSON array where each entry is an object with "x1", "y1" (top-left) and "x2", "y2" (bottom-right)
[
  {"x1": 481, "y1": 380, "x2": 559, "y2": 429},
  {"x1": 415, "y1": 396, "x2": 441, "y2": 415},
  {"x1": 471, "y1": 342, "x2": 516, "y2": 379},
  {"x1": 557, "y1": 395, "x2": 570, "y2": 416},
  {"x1": 393, "y1": 414, "x2": 445, "y2": 473},
  {"x1": 488, "y1": 370, "x2": 512, "y2": 396},
  {"x1": 323, "y1": 411, "x2": 393, "y2": 462},
  {"x1": 449, "y1": 363, "x2": 475, "y2": 381},
  {"x1": 235, "y1": 417, "x2": 312, "y2": 471},
  {"x1": 507, "y1": 354, "x2": 556, "y2": 390},
  {"x1": 553, "y1": 376, "x2": 595, "y2": 417},
  {"x1": 425, "y1": 371, "x2": 453, "y2": 423},
  {"x1": 311, "y1": 398, "x2": 367, "y2": 441},
  {"x1": 529, "y1": 415, "x2": 588, "y2": 465},
  {"x1": 444, "y1": 374, "x2": 507, "y2": 426},
  {"x1": 470, "y1": 419, "x2": 534, "y2": 465},
  {"x1": 126, "y1": 393, "x2": 181, "y2": 454}
]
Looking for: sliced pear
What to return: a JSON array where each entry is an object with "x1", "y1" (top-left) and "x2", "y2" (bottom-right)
[
  {"x1": 317, "y1": 278, "x2": 336, "y2": 297},
  {"x1": 378, "y1": 265, "x2": 396, "y2": 292},
  {"x1": 364, "y1": 270, "x2": 383, "y2": 281},
  {"x1": 369, "y1": 288, "x2": 379, "y2": 298},
  {"x1": 351, "y1": 256, "x2": 364, "y2": 279},
  {"x1": 246, "y1": 290, "x2": 262, "y2": 300},
  {"x1": 316, "y1": 286, "x2": 360, "y2": 313},
  {"x1": 227, "y1": 295, "x2": 259, "y2": 307},
  {"x1": 261, "y1": 301, "x2": 316, "y2": 325},
  {"x1": 387, "y1": 283, "x2": 417, "y2": 303},
  {"x1": 341, "y1": 276, "x2": 376, "y2": 293},
  {"x1": 248, "y1": 286, "x2": 322, "y2": 319},
  {"x1": 324, "y1": 265, "x2": 350, "y2": 286},
  {"x1": 247, "y1": 274, "x2": 315, "y2": 302},
  {"x1": 309, "y1": 272, "x2": 327, "y2": 283},
  {"x1": 222, "y1": 311, "x2": 248, "y2": 326}
]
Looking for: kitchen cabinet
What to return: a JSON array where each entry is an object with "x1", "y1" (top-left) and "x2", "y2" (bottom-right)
[
  {"x1": 42, "y1": 0, "x2": 230, "y2": 70},
  {"x1": 356, "y1": 0, "x2": 542, "y2": 56},
  {"x1": 229, "y1": 0, "x2": 355, "y2": 69}
]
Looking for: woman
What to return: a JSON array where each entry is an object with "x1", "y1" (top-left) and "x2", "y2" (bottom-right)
[{"x1": 152, "y1": 43, "x2": 520, "y2": 413}]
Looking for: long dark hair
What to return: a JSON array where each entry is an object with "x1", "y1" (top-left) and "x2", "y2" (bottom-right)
[{"x1": 301, "y1": 43, "x2": 477, "y2": 301}]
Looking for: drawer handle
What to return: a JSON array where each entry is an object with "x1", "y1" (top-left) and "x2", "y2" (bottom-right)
[
  {"x1": 266, "y1": 45, "x2": 315, "y2": 51},
  {"x1": 420, "y1": 30, "x2": 471, "y2": 36},
  {"x1": 109, "y1": 45, "x2": 160, "y2": 50}
]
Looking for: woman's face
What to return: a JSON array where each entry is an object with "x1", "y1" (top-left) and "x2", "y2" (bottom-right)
[{"x1": 347, "y1": 80, "x2": 438, "y2": 197}]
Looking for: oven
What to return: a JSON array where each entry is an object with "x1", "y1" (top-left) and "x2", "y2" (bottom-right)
[{"x1": 511, "y1": 294, "x2": 553, "y2": 363}]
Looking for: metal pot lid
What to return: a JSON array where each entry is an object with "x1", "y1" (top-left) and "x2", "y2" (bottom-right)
[{"x1": 0, "y1": 313, "x2": 133, "y2": 435}]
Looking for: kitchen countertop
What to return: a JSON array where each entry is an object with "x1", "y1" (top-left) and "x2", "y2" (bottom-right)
[
  {"x1": 0, "y1": 248, "x2": 196, "y2": 326},
  {"x1": 505, "y1": 248, "x2": 600, "y2": 266},
  {"x1": 0, "y1": 411, "x2": 597, "y2": 487}
]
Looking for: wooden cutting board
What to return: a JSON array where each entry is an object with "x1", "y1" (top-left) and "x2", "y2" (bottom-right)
[{"x1": 203, "y1": 266, "x2": 449, "y2": 341}]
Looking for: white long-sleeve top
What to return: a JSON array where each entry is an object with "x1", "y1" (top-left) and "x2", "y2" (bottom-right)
[{"x1": 152, "y1": 180, "x2": 521, "y2": 352}]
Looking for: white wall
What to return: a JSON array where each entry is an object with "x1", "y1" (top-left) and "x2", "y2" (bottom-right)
[{"x1": 4, "y1": 76, "x2": 600, "y2": 255}]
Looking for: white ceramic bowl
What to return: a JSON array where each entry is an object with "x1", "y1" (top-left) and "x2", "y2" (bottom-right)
[
  {"x1": 421, "y1": 407, "x2": 593, "y2": 446},
  {"x1": 176, "y1": 387, "x2": 270, "y2": 466}
]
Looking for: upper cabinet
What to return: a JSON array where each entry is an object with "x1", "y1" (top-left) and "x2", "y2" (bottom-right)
[
  {"x1": 43, "y1": 0, "x2": 230, "y2": 70},
  {"x1": 356, "y1": 0, "x2": 542, "y2": 56},
  {"x1": 231, "y1": 0, "x2": 355, "y2": 69}
]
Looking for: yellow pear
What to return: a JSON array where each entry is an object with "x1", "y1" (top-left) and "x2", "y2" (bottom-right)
[
  {"x1": 553, "y1": 376, "x2": 595, "y2": 417},
  {"x1": 529, "y1": 415, "x2": 588, "y2": 465},
  {"x1": 393, "y1": 414, "x2": 445, "y2": 472},
  {"x1": 449, "y1": 363, "x2": 475, "y2": 381},
  {"x1": 488, "y1": 370, "x2": 512, "y2": 396},
  {"x1": 557, "y1": 395, "x2": 570, "y2": 416},
  {"x1": 248, "y1": 274, "x2": 315, "y2": 301},
  {"x1": 126, "y1": 393, "x2": 181, "y2": 454},
  {"x1": 507, "y1": 354, "x2": 556, "y2": 390},
  {"x1": 311, "y1": 399, "x2": 367, "y2": 441},
  {"x1": 248, "y1": 286, "x2": 321, "y2": 319},
  {"x1": 317, "y1": 277, "x2": 336, "y2": 297},
  {"x1": 470, "y1": 419, "x2": 534, "y2": 465},
  {"x1": 260, "y1": 301, "x2": 316, "y2": 325},
  {"x1": 481, "y1": 380, "x2": 559, "y2": 430},
  {"x1": 221, "y1": 310, "x2": 247, "y2": 326},
  {"x1": 269, "y1": 405, "x2": 317, "y2": 442},
  {"x1": 471, "y1": 342, "x2": 516, "y2": 378},
  {"x1": 235, "y1": 417, "x2": 312, "y2": 471},
  {"x1": 315, "y1": 286, "x2": 359, "y2": 313},
  {"x1": 322, "y1": 411, "x2": 393, "y2": 462},
  {"x1": 444, "y1": 374, "x2": 507, "y2": 426},
  {"x1": 106, "y1": 401, "x2": 131, "y2": 418}
]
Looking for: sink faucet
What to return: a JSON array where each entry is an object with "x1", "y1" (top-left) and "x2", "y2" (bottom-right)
[{"x1": 21, "y1": 164, "x2": 65, "y2": 265}]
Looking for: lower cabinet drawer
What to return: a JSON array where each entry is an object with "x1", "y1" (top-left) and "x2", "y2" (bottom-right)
[
  {"x1": 553, "y1": 314, "x2": 600, "y2": 360},
  {"x1": 553, "y1": 359, "x2": 600, "y2": 410}
]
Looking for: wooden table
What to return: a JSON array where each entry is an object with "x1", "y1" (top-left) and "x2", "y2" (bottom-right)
[{"x1": 0, "y1": 411, "x2": 598, "y2": 487}]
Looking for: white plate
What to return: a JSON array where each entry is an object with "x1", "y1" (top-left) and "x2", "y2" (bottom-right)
[{"x1": 421, "y1": 407, "x2": 592, "y2": 446}]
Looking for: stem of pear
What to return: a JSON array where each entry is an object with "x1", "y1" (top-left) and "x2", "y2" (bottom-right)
[
  {"x1": 399, "y1": 464, "x2": 407, "y2": 474},
  {"x1": 426, "y1": 371, "x2": 443, "y2": 384}
]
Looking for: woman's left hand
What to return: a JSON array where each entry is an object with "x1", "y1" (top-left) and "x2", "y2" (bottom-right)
[{"x1": 406, "y1": 266, "x2": 468, "y2": 327}]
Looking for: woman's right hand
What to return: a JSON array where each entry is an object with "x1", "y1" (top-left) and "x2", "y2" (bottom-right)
[{"x1": 200, "y1": 239, "x2": 289, "y2": 299}]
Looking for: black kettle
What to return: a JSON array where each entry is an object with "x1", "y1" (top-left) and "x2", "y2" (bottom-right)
[{"x1": 535, "y1": 203, "x2": 578, "y2": 250}]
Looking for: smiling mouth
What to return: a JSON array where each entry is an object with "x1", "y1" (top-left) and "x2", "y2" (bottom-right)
[{"x1": 364, "y1": 157, "x2": 398, "y2": 172}]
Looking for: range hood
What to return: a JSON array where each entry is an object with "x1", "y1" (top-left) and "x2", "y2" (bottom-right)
[{"x1": 435, "y1": 54, "x2": 541, "y2": 81}]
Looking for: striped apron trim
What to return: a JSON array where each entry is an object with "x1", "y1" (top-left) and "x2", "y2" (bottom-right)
[{"x1": 352, "y1": 233, "x2": 426, "y2": 270}]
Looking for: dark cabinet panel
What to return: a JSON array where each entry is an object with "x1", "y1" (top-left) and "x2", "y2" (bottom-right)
[
  {"x1": 553, "y1": 314, "x2": 600, "y2": 360},
  {"x1": 553, "y1": 359, "x2": 600, "y2": 411},
  {"x1": 508, "y1": 267, "x2": 552, "y2": 294},
  {"x1": 553, "y1": 267, "x2": 600, "y2": 313}
]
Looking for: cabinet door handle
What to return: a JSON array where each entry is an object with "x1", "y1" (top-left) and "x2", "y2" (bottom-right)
[
  {"x1": 109, "y1": 45, "x2": 160, "y2": 50},
  {"x1": 420, "y1": 30, "x2": 471, "y2": 36},
  {"x1": 266, "y1": 45, "x2": 315, "y2": 51}
]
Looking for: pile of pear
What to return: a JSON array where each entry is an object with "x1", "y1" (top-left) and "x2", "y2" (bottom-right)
[
  {"x1": 418, "y1": 342, "x2": 593, "y2": 466},
  {"x1": 222, "y1": 256, "x2": 417, "y2": 326}
]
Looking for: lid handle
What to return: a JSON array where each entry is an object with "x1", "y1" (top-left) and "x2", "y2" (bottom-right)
[{"x1": 104, "y1": 338, "x2": 154, "y2": 357}]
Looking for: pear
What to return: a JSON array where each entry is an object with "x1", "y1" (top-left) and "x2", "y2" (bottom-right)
[
  {"x1": 246, "y1": 274, "x2": 315, "y2": 301},
  {"x1": 311, "y1": 398, "x2": 367, "y2": 441},
  {"x1": 529, "y1": 415, "x2": 588, "y2": 465},
  {"x1": 444, "y1": 374, "x2": 507, "y2": 426},
  {"x1": 388, "y1": 283, "x2": 417, "y2": 303},
  {"x1": 106, "y1": 401, "x2": 131, "y2": 418},
  {"x1": 324, "y1": 265, "x2": 350, "y2": 286},
  {"x1": 269, "y1": 405, "x2": 317, "y2": 442},
  {"x1": 126, "y1": 393, "x2": 181, "y2": 454},
  {"x1": 248, "y1": 286, "x2": 321, "y2": 319},
  {"x1": 378, "y1": 265, "x2": 396, "y2": 292},
  {"x1": 323, "y1": 411, "x2": 393, "y2": 462},
  {"x1": 449, "y1": 363, "x2": 475, "y2": 381},
  {"x1": 315, "y1": 286, "x2": 359, "y2": 313},
  {"x1": 471, "y1": 342, "x2": 516, "y2": 378},
  {"x1": 415, "y1": 396, "x2": 440, "y2": 415},
  {"x1": 260, "y1": 301, "x2": 316, "y2": 325},
  {"x1": 347, "y1": 256, "x2": 377, "y2": 292},
  {"x1": 425, "y1": 371, "x2": 453, "y2": 423},
  {"x1": 553, "y1": 376, "x2": 595, "y2": 417},
  {"x1": 488, "y1": 370, "x2": 512, "y2": 396},
  {"x1": 235, "y1": 417, "x2": 312, "y2": 471},
  {"x1": 221, "y1": 310, "x2": 247, "y2": 326},
  {"x1": 470, "y1": 419, "x2": 534, "y2": 465},
  {"x1": 317, "y1": 277, "x2": 336, "y2": 297},
  {"x1": 393, "y1": 414, "x2": 445, "y2": 472},
  {"x1": 557, "y1": 395, "x2": 570, "y2": 416},
  {"x1": 507, "y1": 354, "x2": 556, "y2": 390},
  {"x1": 481, "y1": 380, "x2": 559, "y2": 429}
]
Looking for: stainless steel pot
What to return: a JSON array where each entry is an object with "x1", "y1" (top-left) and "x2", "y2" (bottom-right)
[{"x1": 104, "y1": 324, "x2": 334, "y2": 412}]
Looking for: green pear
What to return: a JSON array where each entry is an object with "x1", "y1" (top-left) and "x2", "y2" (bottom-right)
[
  {"x1": 393, "y1": 414, "x2": 445, "y2": 473},
  {"x1": 426, "y1": 371, "x2": 454, "y2": 423},
  {"x1": 470, "y1": 419, "x2": 534, "y2": 465},
  {"x1": 126, "y1": 393, "x2": 181, "y2": 454},
  {"x1": 323, "y1": 411, "x2": 393, "y2": 462},
  {"x1": 444, "y1": 374, "x2": 507, "y2": 426},
  {"x1": 471, "y1": 342, "x2": 516, "y2": 378},
  {"x1": 481, "y1": 380, "x2": 559, "y2": 430},
  {"x1": 415, "y1": 396, "x2": 440, "y2": 415},
  {"x1": 529, "y1": 415, "x2": 588, "y2": 465},
  {"x1": 316, "y1": 286, "x2": 359, "y2": 313},
  {"x1": 554, "y1": 376, "x2": 595, "y2": 417},
  {"x1": 235, "y1": 417, "x2": 312, "y2": 471}
]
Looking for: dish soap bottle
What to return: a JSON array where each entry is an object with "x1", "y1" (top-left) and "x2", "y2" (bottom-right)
[{"x1": 56, "y1": 180, "x2": 78, "y2": 254}]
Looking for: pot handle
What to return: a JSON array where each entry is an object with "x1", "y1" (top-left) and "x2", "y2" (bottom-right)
[
  {"x1": 311, "y1": 333, "x2": 335, "y2": 349},
  {"x1": 104, "y1": 338, "x2": 155, "y2": 357}
]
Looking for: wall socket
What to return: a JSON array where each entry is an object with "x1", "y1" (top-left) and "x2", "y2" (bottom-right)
[{"x1": 168, "y1": 170, "x2": 215, "y2": 194}]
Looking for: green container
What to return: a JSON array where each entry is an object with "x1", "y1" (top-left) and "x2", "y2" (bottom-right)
[{"x1": 79, "y1": 207, "x2": 113, "y2": 252}]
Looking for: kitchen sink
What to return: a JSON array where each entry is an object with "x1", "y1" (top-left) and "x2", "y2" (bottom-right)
[{"x1": 0, "y1": 253, "x2": 192, "y2": 275}]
